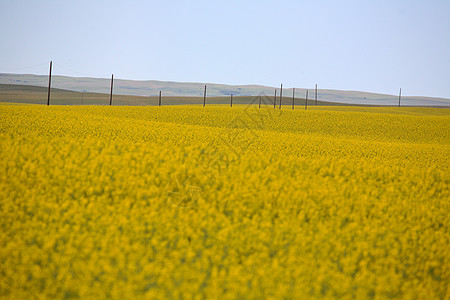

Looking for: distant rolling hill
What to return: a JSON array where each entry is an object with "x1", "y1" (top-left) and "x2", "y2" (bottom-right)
[{"x1": 0, "y1": 73, "x2": 449, "y2": 106}]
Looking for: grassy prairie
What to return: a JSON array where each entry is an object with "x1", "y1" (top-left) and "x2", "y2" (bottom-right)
[
  {"x1": 0, "y1": 84, "x2": 382, "y2": 106},
  {"x1": 0, "y1": 104, "x2": 449, "y2": 299}
]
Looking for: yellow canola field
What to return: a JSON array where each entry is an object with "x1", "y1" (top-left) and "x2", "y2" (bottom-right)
[{"x1": 0, "y1": 104, "x2": 449, "y2": 299}]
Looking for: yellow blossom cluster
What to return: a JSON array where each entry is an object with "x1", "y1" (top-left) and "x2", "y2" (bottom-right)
[{"x1": 0, "y1": 104, "x2": 449, "y2": 299}]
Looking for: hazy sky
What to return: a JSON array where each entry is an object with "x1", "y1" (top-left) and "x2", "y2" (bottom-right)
[{"x1": 1, "y1": 0, "x2": 449, "y2": 98}]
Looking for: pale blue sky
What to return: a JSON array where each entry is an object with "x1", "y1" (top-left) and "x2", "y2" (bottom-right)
[{"x1": 1, "y1": 0, "x2": 449, "y2": 98}]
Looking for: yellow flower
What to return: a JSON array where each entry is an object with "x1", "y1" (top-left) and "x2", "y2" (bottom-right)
[{"x1": 0, "y1": 104, "x2": 448, "y2": 298}]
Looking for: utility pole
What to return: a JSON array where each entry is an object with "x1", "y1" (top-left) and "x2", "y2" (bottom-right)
[
  {"x1": 292, "y1": 88, "x2": 295, "y2": 109},
  {"x1": 47, "y1": 61, "x2": 52, "y2": 106},
  {"x1": 398, "y1": 88, "x2": 402, "y2": 107},
  {"x1": 305, "y1": 90, "x2": 308, "y2": 110},
  {"x1": 230, "y1": 94, "x2": 233, "y2": 107},
  {"x1": 279, "y1": 84, "x2": 283, "y2": 109},
  {"x1": 315, "y1": 84, "x2": 318, "y2": 105},
  {"x1": 109, "y1": 74, "x2": 114, "y2": 106},
  {"x1": 203, "y1": 85, "x2": 206, "y2": 107},
  {"x1": 273, "y1": 89, "x2": 277, "y2": 109},
  {"x1": 159, "y1": 91, "x2": 162, "y2": 106}
]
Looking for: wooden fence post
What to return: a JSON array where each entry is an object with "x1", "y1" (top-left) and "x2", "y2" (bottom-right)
[
  {"x1": 47, "y1": 61, "x2": 52, "y2": 106},
  {"x1": 273, "y1": 89, "x2": 277, "y2": 109},
  {"x1": 109, "y1": 74, "x2": 114, "y2": 106},
  {"x1": 292, "y1": 88, "x2": 295, "y2": 109},
  {"x1": 279, "y1": 84, "x2": 283, "y2": 109},
  {"x1": 230, "y1": 94, "x2": 233, "y2": 107},
  {"x1": 203, "y1": 85, "x2": 206, "y2": 107},
  {"x1": 305, "y1": 90, "x2": 308, "y2": 110},
  {"x1": 398, "y1": 88, "x2": 402, "y2": 107},
  {"x1": 315, "y1": 84, "x2": 318, "y2": 105}
]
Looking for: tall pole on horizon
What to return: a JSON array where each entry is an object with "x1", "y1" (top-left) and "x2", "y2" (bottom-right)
[
  {"x1": 292, "y1": 88, "x2": 295, "y2": 109},
  {"x1": 203, "y1": 85, "x2": 206, "y2": 107},
  {"x1": 109, "y1": 74, "x2": 114, "y2": 106},
  {"x1": 230, "y1": 94, "x2": 233, "y2": 107},
  {"x1": 398, "y1": 88, "x2": 402, "y2": 107},
  {"x1": 159, "y1": 91, "x2": 162, "y2": 106},
  {"x1": 315, "y1": 84, "x2": 318, "y2": 105},
  {"x1": 279, "y1": 84, "x2": 283, "y2": 109},
  {"x1": 274, "y1": 89, "x2": 277, "y2": 109},
  {"x1": 305, "y1": 90, "x2": 308, "y2": 110},
  {"x1": 47, "y1": 61, "x2": 52, "y2": 106}
]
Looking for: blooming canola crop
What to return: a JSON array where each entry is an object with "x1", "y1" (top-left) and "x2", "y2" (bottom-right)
[{"x1": 0, "y1": 104, "x2": 449, "y2": 299}]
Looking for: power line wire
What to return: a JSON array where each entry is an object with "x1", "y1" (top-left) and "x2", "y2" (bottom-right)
[
  {"x1": 52, "y1": 62, "x2": 110, "y2": 78},
  {"x1": 0, "y1": 62, "x2": 49, "y2": 72}
]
